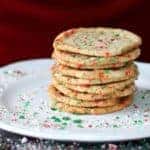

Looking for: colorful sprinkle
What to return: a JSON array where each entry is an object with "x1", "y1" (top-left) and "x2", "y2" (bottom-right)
[
  {"x1": 73, "y1": 119, "x2": 82, "y2": 124},
  {"x1": 51, "y1": 116, "x2": 61, "y2": 123},
  {"x1": 19, "y1": 115, "x2": 25, "y2": 119},
  {"x1": 62, "y1": 116, "x2": 71, "y2": 121}
]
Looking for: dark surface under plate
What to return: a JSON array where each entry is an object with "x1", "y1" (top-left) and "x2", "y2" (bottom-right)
[{"x1": 0, "y1": 130, "x2": 149, "y2": 150}]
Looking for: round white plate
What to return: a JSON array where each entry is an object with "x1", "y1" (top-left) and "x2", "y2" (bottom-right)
[{"x1": 0, "y1": 59, "x2": 150, "y2": 142}]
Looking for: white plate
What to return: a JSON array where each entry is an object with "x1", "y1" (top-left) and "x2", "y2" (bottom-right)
[{"x1": 0, "y1": 59, "x2": 150, "y2": 142}]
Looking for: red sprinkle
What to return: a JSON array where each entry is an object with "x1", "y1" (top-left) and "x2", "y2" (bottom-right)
[
  {"x1": 77, "y1": 63, "x2": 83, "y2": 68},
  {"x1": 88, "y1": 124, "x2": 92, "y2": 128},
  {"x1": 43, "y1": 123, "x2": 51, "y2": 128},
  {"x1": 105, "y1": 52, "x2": 110, "y2": 57}
]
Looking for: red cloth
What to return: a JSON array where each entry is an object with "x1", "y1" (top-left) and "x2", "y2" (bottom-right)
[{"x1": 0, "y1": 0, "x2": 149, "y2": 65}]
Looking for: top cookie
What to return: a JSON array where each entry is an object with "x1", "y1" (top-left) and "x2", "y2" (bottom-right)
[{"x1": 53, "y1": 27, "x2": 142, "y2": 57}]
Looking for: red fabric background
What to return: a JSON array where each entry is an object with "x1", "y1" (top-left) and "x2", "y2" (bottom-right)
[{"x1": 0, "y1": 0, "x2": 149, "y2": 65}]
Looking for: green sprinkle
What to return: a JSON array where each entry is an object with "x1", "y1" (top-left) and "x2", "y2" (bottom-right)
[
  {"x1": 115, "y1": 116, "x2": 120, "y2": 119},
  {"x1": 19, "y1": 115, "x2": 25, "y2": 119},
  {"x1": 114, "y1": 33, "x2": 119, "y2": 37},
  {"x1": 24, "y1": 101, "x2": 30, "y2": 108},
  {"x1": 54, "y1": 118, "x2": 61, "y2": 122},
  {"x1": 51, "y1": 116, "x2": 57, "y2": 119},
  {"x1": 51, "y1": 116, "x2": 61, "y2": 122},
  {"x1": 133, "y1": 120, "x2": 143, "y2": 125},
  {"x1": 73, "y1": 119, "x2": 82, "y2": 124},
  {"x1": 51, "y1": 108, "x2": 57, "y2": 111},
  {"x1": 104, "y1": 70, "x2": 110, "y2": 74},
  {"x1": 62, "y1": 122, "x2": 67, "y2": 126},
  {"x1": 111, "y1": 58, "x2": 117, "y2": 63},
  {"x1": 113, "y1": 125, "x2": 118, "y2": 128},
  {"x1": 125, "y1": 62, "x2": 129, "y2": 66},
  {"x1": 62, "y1": 116, "x2": 71, "y2": 121},
  {"x1": 77, "y1": 124, "x2": 84, "y2": 128},
  {"x1": 141, "y1": 95, "x2": 145, "y2": 99},
  {"x1": 97, "y1": 57, "x2": 104, "y2": 62}
]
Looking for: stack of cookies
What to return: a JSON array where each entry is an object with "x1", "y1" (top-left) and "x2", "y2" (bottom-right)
[{"x1": 49, "y1": 27, "x2": 142, "y2": 114}]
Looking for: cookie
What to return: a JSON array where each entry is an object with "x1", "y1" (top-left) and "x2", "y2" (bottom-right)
[
  {"x1": 53, "y1": 68, "x2": 137, "y2": 85},
  {"x1": 52, "y1": 63, "x2": 138, "y2": 80},
  {"x1": 53, "y1": 48, "x2": 140, "y2": 69},
  {"x1": 53, "y1": 27, "x2": 141, "y2": 57},
  {"x1": 52, "y1": 80, "x2": 135, "y2": 100},
  {"x1": 49, "y1": 86, "x2": 120, "y2": 107},
  {"x1": 50, "y1": 94, "x2": 133, "y2": 114},
  {"x1": 53, "y1": 57, "x2": 128, "y2": 69},
  {"x1": 53, "y1": 76, "x2": 135, "y2": 93}
]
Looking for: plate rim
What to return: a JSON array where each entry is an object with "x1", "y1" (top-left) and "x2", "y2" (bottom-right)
[{"x1": 0, "y1": 121, "x2": 150, "y2": 142}]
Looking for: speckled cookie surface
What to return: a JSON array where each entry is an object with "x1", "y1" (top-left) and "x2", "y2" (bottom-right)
[
  {"x1": 53, "y1": 69, "x2": 137, "y2": 85},
  {"x1": 52, "y1": 80, "x2": 135, "y2": 100},
  {"x1": 53, "y1": 27, "x2": 141, "y2": 57},
  {"x1": 53, "y1": 77, "x2": 135, "y2": 94},
  {"x1": 54, "y1": 57, "x2": 128, "y2": 69},
  {"x1": 49, "y1": 86, "x2": 120, "y2": 107},
  {"x1": 51, "y1": 94, "x2": 133, "y2": 115},
  {"x1": 52, "y1": 63, "x2": 138, "y2": 80},
  {"x1": 53, "y1": 48, "x2": 140, "y2": 69}
]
